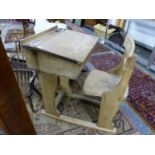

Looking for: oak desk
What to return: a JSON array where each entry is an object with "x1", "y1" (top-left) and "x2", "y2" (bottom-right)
[{"x1": 21, "y1": 26, "x2": 98, "y2": 117}]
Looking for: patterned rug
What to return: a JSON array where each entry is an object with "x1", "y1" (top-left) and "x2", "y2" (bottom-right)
[
  {"x1": 89, "y1": 51, "x2": 155, "y2": 132},
  {"x1": 27, "y1": 97, "x2": 136, "y2": 135},
  {"x1": 127, "y1": 68, "x2": 155, "y2": 132}
]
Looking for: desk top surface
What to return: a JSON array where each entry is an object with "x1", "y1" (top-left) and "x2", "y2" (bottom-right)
[{"x1": 22, "y1": 27, "x2": 98, "y2": 64}]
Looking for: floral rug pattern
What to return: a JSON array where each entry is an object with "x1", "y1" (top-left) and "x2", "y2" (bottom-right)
[{"x1": 28, "y1": 98, "x2": 136, "y2": 135}]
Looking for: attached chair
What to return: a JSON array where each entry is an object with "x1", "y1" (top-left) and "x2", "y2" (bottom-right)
[{"x1": 82, "y1": 34, "x2": 135, "y2": 130}]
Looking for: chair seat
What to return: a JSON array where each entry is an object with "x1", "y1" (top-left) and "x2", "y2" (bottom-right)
[{"x1": 83, "y1": 69, "x2": 121, "y2": 97}]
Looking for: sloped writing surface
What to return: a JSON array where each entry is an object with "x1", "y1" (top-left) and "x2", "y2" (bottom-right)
[{"x1": 22, "y1": 28, "x2": 98, "y2": 64}]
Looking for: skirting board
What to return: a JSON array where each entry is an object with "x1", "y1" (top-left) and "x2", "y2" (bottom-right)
[{"x1": 42, "y1": 110, "x2": 116, "y2": 134}]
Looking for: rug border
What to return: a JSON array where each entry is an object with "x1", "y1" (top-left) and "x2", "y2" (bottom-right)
[{"x1": 125, "y1": 99, "x2": 155, "y2": 134}]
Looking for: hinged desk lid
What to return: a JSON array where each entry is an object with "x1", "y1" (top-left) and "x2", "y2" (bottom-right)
[{"x1": 22, "y1": 27, "x2": 98, "y2": 64}]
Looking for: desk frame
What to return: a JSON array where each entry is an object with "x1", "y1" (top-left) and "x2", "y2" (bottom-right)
[{"x1": 21, "y1": 27, "x2": 116, "y2": 133}]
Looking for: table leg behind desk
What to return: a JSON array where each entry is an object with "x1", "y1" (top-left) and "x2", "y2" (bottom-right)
[
  {"x1": 60, "y1": 76, "x2": 72, "y2": 95},
  {"x1": 38, "y1": 72, "x2": 60, "y2": 116}
]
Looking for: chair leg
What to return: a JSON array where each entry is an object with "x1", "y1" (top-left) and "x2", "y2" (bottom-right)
[
  {"x1": 97, "y1": 94, "x2": 121, "y2": 130},
  {"x1": 28, "y1": 85, "x2": 41, "y2": 112},
  {"x1": 28, "y1": 96, "x2": 35, "y2": 112},
  {"x1": 33, "y1": 86, "x2": 42, "y2": 97},
  {"x1": 27, "y1": 72, "x2": 42, "y2": 112},
  {"x1": 30, "y1": 80, "x2": 42, "y2": 98},
  {"x1": 29, "y1": 72, "x2": 42, "y2": 97}
]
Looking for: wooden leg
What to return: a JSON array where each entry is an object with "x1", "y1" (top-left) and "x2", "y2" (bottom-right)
[
  {"x1": 38, "y1": 72, "x2": 59, "y2": 116},
  {"x1": 97, "y1": 94, "x2": 120, "y2": 130},
  {"x1": 59, "y1": 76, "x2": 72, "y2": 95},
  {"x1": 42, "y1": 110, "x2": 116, "y2": 134}
]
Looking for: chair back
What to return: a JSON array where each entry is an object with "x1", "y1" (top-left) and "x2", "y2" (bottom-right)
[
  {"x1": 104, "y1": 56, "x2": 135, "y2": 99},
  {"x1": 113, "y1": 34, "x2": 135, "y2": 104},
  {"x1": 119, "y1": 56, "x2": 135, "y2": 95},
  {"x1": 107, "y1": 34, "x2": 135, "y2": 75},
  {"x1": 10, "y1": 53, "x2": 34, "y2": 98},
  {"x1": 123, "y1": 34, "x2": 135, "y2": 57},
  {"x1": 119, "y1": 33, "x2": 135, "y2": 75}
]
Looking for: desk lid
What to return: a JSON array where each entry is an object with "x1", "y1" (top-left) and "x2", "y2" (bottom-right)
[{"x1": 21, "y1": 26, "x2": 98, "y2": 64}]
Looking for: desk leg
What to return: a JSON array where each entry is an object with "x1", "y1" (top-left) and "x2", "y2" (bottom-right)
[
  {"x1": 60, "y1": 77, "x2": 72, "y2": 95},
  {"x1": 39, "y1": 72, "x2": 59, "y2": 116}
]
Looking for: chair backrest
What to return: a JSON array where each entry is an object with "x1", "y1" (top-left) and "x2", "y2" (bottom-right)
[
  {"x1": 123, "y1": 33, "x2": 135, "y2": 57},
  {"x1": 117, "y1": 33, "x2": 135, "y2": 75},
  {"x1": 112, "y1": 34, "x2": 135, "y2": 101},
  {"x1": 119, "y1": 56, "x2": 135, "y2": 92},
  {"x1": 110, "y1": 56, "x2": 135, "y2": 112},
  {"x1": 107, "y1": 33, "x2": 135, "y2": 75},
  {"x1": 105, "y1": 56, "x2": 135, "y2": 97},
  {"x1": 10, "y1": 53, "x2": 33, "y2": 97}
]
